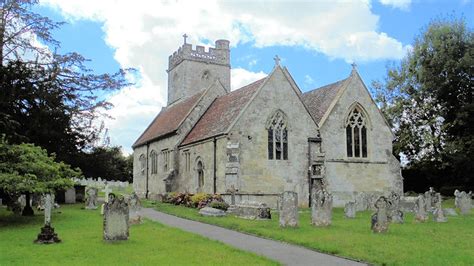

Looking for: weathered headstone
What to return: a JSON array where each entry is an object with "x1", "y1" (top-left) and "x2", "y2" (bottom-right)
[
  {"x1": 199, "y1": 206, "x2": 226, "y2": 217},
  {"x1": 65, "y1": 188, "x2": 76, "y2": 204},
  {"x1": 279, "y1": 191, "x2": 298, "y2": 227},
  {"x1": 414, "y1": 195, "x2": 428, "y2": 222},
  {"x1": 433, "y1": 193, "x2": 447, "y2": 222},
  {"x1": 443, "y1": 208, "x2": 458, "y2": 216},
  {"x1": 85, "y1": 187, "x2": 98, "y2": 210},
  {"x1": 128, "y1": 193, "x2": 142, "y2": 224},
  {"x1": 388, "y1": 191, "x2": 404, "y2": 223},
  {"x1": 371, "y1": 196, "x2": 390, "y2": 233},
  {"x1": 103, "y1": 194, "x2": 129, "y2": 241},
  {"x1": 311, "y1": 187, "x2": 332, "y2": 227},
  {"x1": 344, "y1": 201, "x2": 356, "y2": 218},
  {"x1": 35, "y1": 194, "x2": 61, "y2": 244},
  {"x1": 457, "y1": 191, "x2": 472, "y2": 215},
  {"x1": 355, "y1": 192, "x2": 369, "y2": 211},
  {"x1": 424, "y1": 187, "x2": 436, "y2": 212}
]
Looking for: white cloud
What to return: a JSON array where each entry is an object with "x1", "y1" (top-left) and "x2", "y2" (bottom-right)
[
  {"x1": 231, "y1": 68, "x2": 267, "y2": 91},
  {"x1": 40, "y1": 0, "x2": 410, "y2": 153},
  {"x1": 379, "y1": 0, "x2": 411, "y2": 10},
  {"x1": 304, "y1": 75, "x2": 315, "y2": 86}
]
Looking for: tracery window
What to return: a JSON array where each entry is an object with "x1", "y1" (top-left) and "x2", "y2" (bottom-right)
[
  {"x1": 346, "y1": 106, "x2": 368, "y2": 158},
  {"x1": 267, "y1": 110, "x2": 288, "y2": 160},
  {"x1": 197, "y1": 161, "x2": 204, "y2": 188},
  {"x1": 139, "y1": 154, "x2": 146, "y2": 176},
  {"x1": 150, "y1": 150, "x2": 158, "y2": 174}
]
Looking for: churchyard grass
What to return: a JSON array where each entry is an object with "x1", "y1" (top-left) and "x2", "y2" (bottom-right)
[
  {"x1": 151, "y1": 199, "x2": 474, "y2": 265},
  {"x1": 0, "y1": 204, "x2": 277, "y2": 265}
]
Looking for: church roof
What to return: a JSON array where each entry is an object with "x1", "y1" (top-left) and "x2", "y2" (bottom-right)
[
  {"x1": 181, "y1": 77, "x2": 266, "y2": 146},
  {"x1": 301, "y1": 78, "x2": 348, "y2": 124},
  {"x1": 132, "y1": 91, "x2": 205, "y2": 148}
]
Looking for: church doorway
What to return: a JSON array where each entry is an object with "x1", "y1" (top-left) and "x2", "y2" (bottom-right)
[{"x1": 197, "y1": 161, "x2": 204, "y2": 192}]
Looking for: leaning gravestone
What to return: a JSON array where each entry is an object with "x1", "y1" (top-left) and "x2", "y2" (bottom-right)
[
  {"x1": 414, "y1": 195, "x2": 428, "y2": 222},
  {"x1": 199, "y1": 207, "x2": 226, "y2": 217},
  {"x1": 85, "y1": 187, "x2": 98, "y2": 210},
  {"x1": 128, "y1": 193, "x2": 142, "y2": 224},
  {"x1": 388, "y1": 191, "x2": 404, "y2": 224},
  {"x1": 344, "y1": 201, "x2": 356, "y2": 219},
  {"x1": 311, "y1": 187, "x2": 332, "y2": 227},
  {"x1": 371, "y1": 196, "x2": 390, "y2": 233},
  {"x1": 35, "y1": 194, "x2": 61, "y2": 244},
  {"x1": 103, "y1": 194, "x2": 129, "y2": 241},
  {"x1": 433, "y1": 193, "x2": 447, "y2": 223},
  {"x1": 65, "y1": 188, "x2": 76, "y2": 204},
  {"x1": 279, "y1": 191, "x2": 298, "y2": 227}
]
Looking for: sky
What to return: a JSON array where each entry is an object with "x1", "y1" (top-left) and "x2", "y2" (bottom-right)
[{"x1": 35, "y1": 0, "x2": 473, "y2": 154}]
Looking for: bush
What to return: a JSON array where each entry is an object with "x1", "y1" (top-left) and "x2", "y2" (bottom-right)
[
  {"x1": 191, "y1": 193, "x2": 212, "y2": 208},
  {"x1": 209, "y1": 201, "x2": 229, "y2": 211}
]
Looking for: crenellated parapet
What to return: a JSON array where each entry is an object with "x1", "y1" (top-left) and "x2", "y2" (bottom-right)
[{"x1": 168, "y1": 40, "x2": 230, "y2": 71}]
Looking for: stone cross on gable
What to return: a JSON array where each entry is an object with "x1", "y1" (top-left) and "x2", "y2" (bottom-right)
[
  {"x1": 183, "y1": 33, "x2": 188, "y2": 44},
  {"x1": 351, "y1": 62, "x2": 357, "y2": 69},
  {"x1": 274, "y1": 55, "x2": 281, "y2": 66}
]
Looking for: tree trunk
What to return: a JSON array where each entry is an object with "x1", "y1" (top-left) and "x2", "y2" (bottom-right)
[{"x1": 22, "y1": 193, "x2": 34, "y2": 216}]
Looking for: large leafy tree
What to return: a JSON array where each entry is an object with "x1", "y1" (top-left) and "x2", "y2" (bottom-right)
[
  {"x1": 0, "y1": 137, "x2": 80, "y2": 214},
  {"x1": 0, "y1": 1, "x2": 132, "y2": 170},
  {"x1": 76, "y1": 147, "x2": 133, "y2": 182},
  {"x1": 372, "y1": 17, "x2": 473, "y2": 192}
]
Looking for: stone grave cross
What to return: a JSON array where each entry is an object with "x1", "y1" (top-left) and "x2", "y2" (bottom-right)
[
  {"x1": 35, "y1": 193, "x2": 60, "y2": 244},
  {"x1": 44, "y1": 194, "x2": 52, "y2": 226},
  {"x1": 226, "y1": 185, "x2": 238, "y2": 205}
]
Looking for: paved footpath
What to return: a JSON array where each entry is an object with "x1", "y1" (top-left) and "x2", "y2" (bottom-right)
[{"x1": 140, "y1": 208, "x2": 366, "y2": 266}]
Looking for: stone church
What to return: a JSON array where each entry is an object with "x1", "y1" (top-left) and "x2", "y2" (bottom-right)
[{"x1": 132, "y1": 38, "x2": 403, "y2": 207}]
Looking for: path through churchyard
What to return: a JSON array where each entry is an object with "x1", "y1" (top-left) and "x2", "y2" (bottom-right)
[{"x1": 140, "y1": 208, "x2": 365, "y2": 266}]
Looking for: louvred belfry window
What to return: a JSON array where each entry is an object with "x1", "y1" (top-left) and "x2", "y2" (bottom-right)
[
  {"x1": 267, "y1": 110, "x2": 288, "y2": 160},
  {"x1": 346, "y1": 107, "x2": 368, "y2": 158}
]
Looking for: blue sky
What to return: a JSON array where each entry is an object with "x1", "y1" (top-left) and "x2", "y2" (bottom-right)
[{"x1": 37, "y1": 0, "x2": 473, "y2": 154}]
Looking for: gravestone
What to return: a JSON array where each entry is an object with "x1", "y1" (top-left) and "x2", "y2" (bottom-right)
[
  {"x1": 457, "y1": 191, "x2": 472, "y2": 215},
  {"x1": 424, "y1": 187, "x2": 436, "y2": 212},
  {"x1": 199, "y1": 206, "x2": 226, "y2": 217},
  {"x1": 388, "y1": 191, "x2": 404, "y2": 223},
  {"x1": 414, "y1": 195, "x2": 428, "y2": 222},
  {"x1": 85, "y1": 187, "x2": 98, "y2": 210},
  {"x1": 65, "y1": 188, "x2": 76, "y2": 204},
  {"x1": 355, "y1": 192, "x2": 369, "y2": 211},
  {"x1": 443, "y1": 208, "x2": 458, "y2": 216},
  {"x1": 433, "y1": 193, "x2": 447, "y2": 222},
  {"x1": 35, "y1": 194, "x2": 61, "y2": 244},
  {"x1": 371, "y1": 196, "x2": 390, "y2": 233},
  {"x1": 279, "y1": 191, "x2": 298, "y2": 227},
  {"x1": 344, "y1": 201, "x2": 356, "y2": 219},
  {"x1": 128, "y1": 193, "x2": 142, "y2": 224},
  {"x1": 103, "y1": 194, "x2": 129, "y2": 241},
  {"x1": 311, "y1": 187, "x2": 332, "y2": 227},
  {"x1": 235, "y1": 201, "x2": 271, "y2": 220}
]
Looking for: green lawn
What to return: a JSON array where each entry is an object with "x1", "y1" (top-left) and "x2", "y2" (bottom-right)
[
  {"x1": 151, "y1": 200, "x2": 474, "y2": 266},
  {"x1": 0, "y1": 204, "x2": 277, "y2": 265}
]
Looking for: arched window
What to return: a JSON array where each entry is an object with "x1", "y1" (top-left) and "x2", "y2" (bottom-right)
[
  {"x1": 346, "y1": 106, "x2": 368, "y2": 158},
  {"x1": 267, "y1": 110, "x2": 288, "y2": 160},
  {"x1": 139, "y1": 154, "x2": 146, "y2": 176},
  {"x1": 197, "y1": 161, "x2": 204, "y2": 189},
  {"x1": 150, "y1": 150, "x2": 157, "y2": 174}
]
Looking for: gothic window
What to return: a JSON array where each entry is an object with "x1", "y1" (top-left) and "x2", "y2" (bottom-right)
[
  {"x1": 162, "y1": 149, "x2": 171, "y2": 172},
  {"x1": 346, "y1": 106, "x2": 368, "y2": 158},
  {"x1": 150, "y1": 150, "x2": 157, "y2": 174},
  {"x1": 197, "y1": 161, "x2": 204, "y2": 188},
  {"x1": 267, "y1": 110, "x2": 288, "y2": 160},
  {"x1": 139, "y1": 154, "x2": 146, "y2": 176},
  {"x1": 183, "y1": 150, "x2": 191, "y2": 172}
]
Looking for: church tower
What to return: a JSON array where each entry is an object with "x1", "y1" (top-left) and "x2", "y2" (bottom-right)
[{"x1": 167, "y1": 36, "x2": 231, "y2": 104}]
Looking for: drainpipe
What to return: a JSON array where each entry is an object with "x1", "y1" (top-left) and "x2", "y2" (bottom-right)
[
  {"x1": 146, "y1": 143, "x2": 149, "y2": 199},
  {"x1": 213, "y1": 138, "x2": 217, "y2": 194},
  {"x1": 308, "y1": 139, "x2": 312, "y2": 207}
]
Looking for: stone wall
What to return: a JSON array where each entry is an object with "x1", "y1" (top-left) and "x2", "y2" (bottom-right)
[{"x1": 320, "y1": 72, "x2": 403, "y2": 206}]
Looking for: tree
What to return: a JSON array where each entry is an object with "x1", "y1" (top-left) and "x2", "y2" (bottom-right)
[
  {"x1": 76, "y1": 146, "x2": 133, "y2": 182},
  {"x1": 372, "y1": 17, "x2": 473, "y2": 192},
  {"x1": 0, "y1": 137, "x2": 80, "y2": 215},
  {"x1": 0, "y1": 1, "x2": 132, "y2": 163}
]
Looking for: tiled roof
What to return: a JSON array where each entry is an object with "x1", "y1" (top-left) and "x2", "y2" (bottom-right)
[
  {"x1": 133, "y1": 91, "x2": 204, "y2": 147},
  {"x1": 301, "y1": 78, "x2": 348, "y2": 124},
  {"x1": 181, "y1": 77, "x2": 266, "y2": 146}
]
